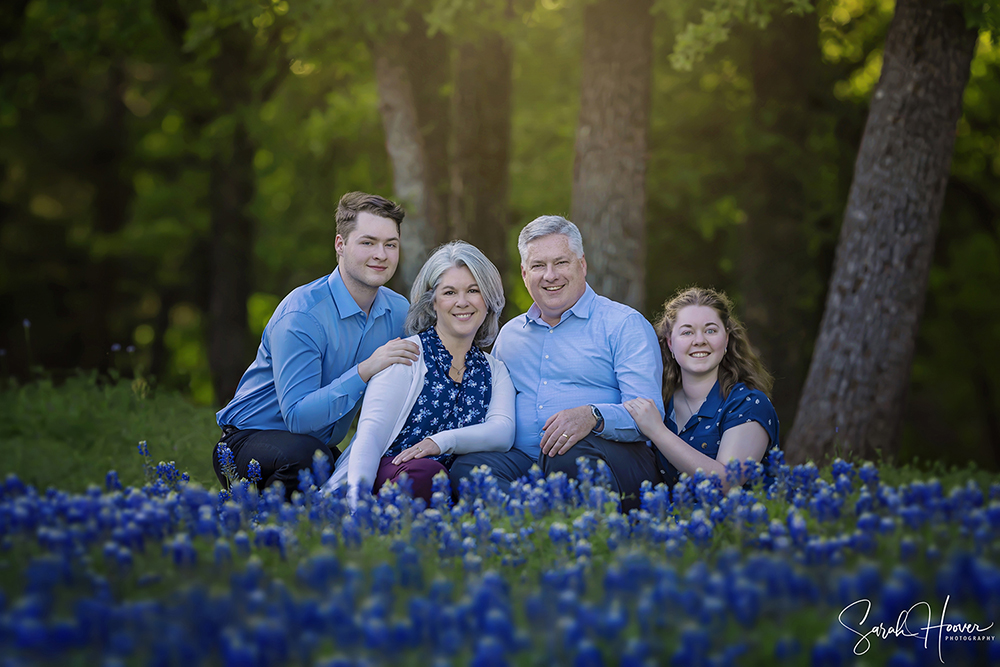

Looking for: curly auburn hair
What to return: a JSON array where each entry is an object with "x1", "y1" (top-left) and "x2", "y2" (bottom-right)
[{"x1": 654, "y1": 286, "x2": 773, "y2": 401}]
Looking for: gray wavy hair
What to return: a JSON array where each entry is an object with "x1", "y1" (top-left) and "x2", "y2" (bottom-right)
[
  {"x1": 516, "y1": 215, "x2": 585, "y2": 264},
  {"x1": 404, "y1": 241, "x2": 505, "y2": 348}
]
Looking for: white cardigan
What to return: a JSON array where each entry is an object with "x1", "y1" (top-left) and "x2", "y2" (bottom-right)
[{"x1": 322, "y1": 334, "x2": 516, "y2": 501}]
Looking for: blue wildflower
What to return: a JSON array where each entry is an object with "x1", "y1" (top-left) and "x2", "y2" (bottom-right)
[{"x1": 247, "y1": 459, "x2": 262, "y2": 485}]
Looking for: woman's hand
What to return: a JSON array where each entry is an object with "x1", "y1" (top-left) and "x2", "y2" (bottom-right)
[
  {"x1": 391, "y1": 438, "x2": 441, "y2": 465},
  {"x1": 624, "y1": 398, "x2": 666, "y2": 437}
]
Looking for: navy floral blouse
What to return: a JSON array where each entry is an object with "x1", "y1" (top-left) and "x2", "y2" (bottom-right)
[
  {"x1": 383, "y1": 327, "x2": 493, "y2": 468},
  {"x1": 657, "y1": 381, "x2": 779, "y2": 486}
]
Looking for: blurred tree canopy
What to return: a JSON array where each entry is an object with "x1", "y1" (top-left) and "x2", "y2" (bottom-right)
[{"x1": 1, "y1": 0, "x2": 997, "y2": 468}]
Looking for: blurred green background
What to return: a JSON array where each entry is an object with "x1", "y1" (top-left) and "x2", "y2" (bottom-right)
[{"x1": 1, "y1": 0, "x2": 998, "y2": 475}]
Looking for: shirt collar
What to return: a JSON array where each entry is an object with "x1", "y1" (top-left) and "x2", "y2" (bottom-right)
[
  {"x1": 669, "y1": 380, "x2": 724, "y2": 432},
  {"x1": 523, "y1": 283, "x2": 596, "y2": 327},
  {"x1": 697, "y1": 380, "x2": 724, "y2": 418},
  {"x1": 328, "y1": 267, "x2": 394, "y2": 321}
]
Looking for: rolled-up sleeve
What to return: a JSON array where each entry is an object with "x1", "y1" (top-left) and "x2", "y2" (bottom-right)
[
  {"x1": 270, "y1": 312, "x2": 367, "y2": 434},
  {"x1": 594, "y1": 313, "x2": 665, "y2": 441}
]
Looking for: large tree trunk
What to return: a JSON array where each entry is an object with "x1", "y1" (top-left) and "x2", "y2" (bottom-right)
[
  {"x1": 450, "y1": 32, "x2": 513, "y2": 289},
  {"x1": 570, "y1": 0, "x2": 652, "y2": 311},
  {"x1": 786, "y1": 0, "x2": 978, "y2": 464},
  {"x1": 208, "y1": 120, "x2": 254, "y2": 405},
  {"x1": 207, "y1": 26, "x2": 256, "y2": 405},
  {"x1": 372, "y1": 16, "x2": 449, "y2": 293}
]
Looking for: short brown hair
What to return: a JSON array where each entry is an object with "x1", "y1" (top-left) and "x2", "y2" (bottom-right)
[{"x1": 335, "y1": 192, "x2": 405, "y2": 239}]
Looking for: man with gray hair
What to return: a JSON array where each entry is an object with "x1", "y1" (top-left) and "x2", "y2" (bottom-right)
[{"x1": 449, "y1": 215, "x2": 664, "y2": 510}]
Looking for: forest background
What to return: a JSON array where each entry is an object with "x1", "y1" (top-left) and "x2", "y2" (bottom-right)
[{"x1": 1, "y1": 0, "x2": 998, "y2": 472}]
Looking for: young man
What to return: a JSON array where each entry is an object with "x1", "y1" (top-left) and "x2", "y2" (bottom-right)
[
  {"x1": 213, "y1": 192, "x2": 420, "y2": 498},
  {"x1": 449, "y1": 215, "x2": 664, "y2": 511}
]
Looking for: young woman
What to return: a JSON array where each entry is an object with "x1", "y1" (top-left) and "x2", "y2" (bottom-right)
[
  {"x1": 323, "y1": 241, "x2": 515, "y2": 506},
  {"x1": 624, "y1": 287, "x2": 778, "y2": 492}
]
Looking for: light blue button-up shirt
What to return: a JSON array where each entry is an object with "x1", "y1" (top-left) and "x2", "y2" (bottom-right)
[
  {"x1": 216, "y1": 267, "x2": 408, "y2": 446},
  {"x1": 492, "y1": 284, "x2": 665, "y2": 460}
]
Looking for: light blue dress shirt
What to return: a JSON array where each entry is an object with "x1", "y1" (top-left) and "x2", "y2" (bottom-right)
[
  {"x1": 492, "y1": 284, "x2": 665, "y2": 460},
  {"x1": 216, "y1": 267, "x2": 408, "y2": 446}
]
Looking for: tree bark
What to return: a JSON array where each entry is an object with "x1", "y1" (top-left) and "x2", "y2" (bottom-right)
[
  {"x1": 450, "y1": 31, "x2": 513, "y2": 289},
  {"x1": 207, "y1": 25, "x2": 257, "y2": 405},
  {"x1": 80, "y1": 63, "x2": 132, "y2": 372},
  {"x1": 208, "y1": 120, "x2": 254, "y2": 405},
  {"x1": 371, "y1": 17, "x2": 449, "y2": 293},
  {"x1": 570, "y1": 0, "x2": 653, "y2": 311},
  {"x1": 786, "y1": 0, "x2": 978, "y2": 464}
]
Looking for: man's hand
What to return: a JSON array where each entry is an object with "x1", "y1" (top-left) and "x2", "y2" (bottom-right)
[
  {"x1": 358, "y1": 338, "x2": 419, "y2": 383},
  {"x1": 540, "y1": 406, "x2": 598, "y2": 457},
  {"x1": 623, "y1": 398, "x2": 666, "y2": 438},
  {"x1": 392, "y1": 438, "x2": 441, "y2": 465}
]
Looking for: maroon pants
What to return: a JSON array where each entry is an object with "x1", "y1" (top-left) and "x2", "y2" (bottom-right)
[{"x1": 374, "y1": 457, "x2": 448, "y2": 502}]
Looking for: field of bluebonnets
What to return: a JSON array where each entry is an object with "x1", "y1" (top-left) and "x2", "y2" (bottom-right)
[{"x1": 2, "y1": 376, "x2": 1000, "y2": 666}]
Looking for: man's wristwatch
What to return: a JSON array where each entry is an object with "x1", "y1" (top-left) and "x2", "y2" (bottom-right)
[{"x1": 590, "y1": 405, "x2": 604, "y2": 434}]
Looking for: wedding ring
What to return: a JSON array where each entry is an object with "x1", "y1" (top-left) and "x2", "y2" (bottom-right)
[{"x1": 560, "y1": 433, "x2": 569, "y2": 439}]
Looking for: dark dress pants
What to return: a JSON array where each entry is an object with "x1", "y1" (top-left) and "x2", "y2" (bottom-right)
[
  {"x1": 450, "y1": 449, "x2": 535, "y2": 499},
  {"x1": 540, "y1": 434, "x2": 661, "y2": 513},
  {"x1": 213, "y1": 427, "x2": 338, "y2": 501}
]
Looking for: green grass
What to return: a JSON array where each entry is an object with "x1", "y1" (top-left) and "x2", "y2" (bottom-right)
[{"x1": 0, "y1": 371, "x2": 220, "y2": 492}]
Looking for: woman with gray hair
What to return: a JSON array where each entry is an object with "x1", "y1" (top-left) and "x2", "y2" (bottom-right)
[{"x1": 323, "y1": 241, "x2": 515, "y2": 506}]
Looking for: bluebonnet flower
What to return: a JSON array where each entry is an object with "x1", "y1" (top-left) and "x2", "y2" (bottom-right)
[
  {"x1": 725, "y1": 458, "x2": 743, "y2": 486},
  {"x1": 548, "y1": 522, "x2": 570, "y2": 546},
  {"x1": 786, "y1": 511, "x2": 808, "y2": 545},
  {"x1": 217, "y1": 443, "x2": 237, "y2": 488},
  {"x1": 311, "y1": 450, "x2": 331, "y2": 487},
  {"x1": 247, "y1": 459, "x2": 262, "y2": 485},
  {"x1": 858, "y1": 461, "x2": 879, "y2": 486},
  {"x1": 104, "y1": 470, "x2": 122, "y2": 492}
]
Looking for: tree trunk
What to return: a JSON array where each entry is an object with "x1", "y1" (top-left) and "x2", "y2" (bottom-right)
[
  {"x1": 207, "y1": 25, "x2": 257, "y2": 405},
  {"x1": 450, "y1": 31, "x2": 513, "y2": 289},
  {"x1": 570, "y1": 0, "x2": 652, "y2": 311},
  {"x1": 208, "y1": 120, "x2": 254, "y2": 405},
  {"x1": 786, "y1": 0, "x2": 978, "y2": 464},
  {"x1": 400, "y1": 15, "x2": 450, "y2": 263},
  {"x1": 80, "y1": 63, "x2": 132, "y2": 372},
  {"x1": 371, "y1": 18, "x2": 449, "y2": 293}
]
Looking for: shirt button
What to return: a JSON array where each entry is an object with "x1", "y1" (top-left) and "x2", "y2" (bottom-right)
[
  {"x1": 538, "y1": 405, "x2": 543, "y2": 409},
  {"x1": 544, "y1": 355, "x2": 549, "y2": 359},
  {"x1": 548, "y1": 329, "x2": 553, "y2": 333},
  {"x1": 543, "y1": 381, "x2": 547, "y2": 385},
  {"x1": 701, "y1": 443, "x2": 707, "y2": 449}
]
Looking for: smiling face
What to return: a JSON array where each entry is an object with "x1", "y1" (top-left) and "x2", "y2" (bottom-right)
[
  {"x1": 334, "y1": 211, "x2": 400, "y2": 294},
  {"x1": 667, "y1": 305, "x2": 730, "y2": 380},
  {"x1": 520, "y1": 234, "x2": 588, "y2": 326},
  {"x1": 433, "y1": 265, "x2": 488, "y2": 347}
]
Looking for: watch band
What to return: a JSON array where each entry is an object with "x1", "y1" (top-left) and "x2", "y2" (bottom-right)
[{"x1": 590, "y1": 404, "x2": 604, "y2": 434}]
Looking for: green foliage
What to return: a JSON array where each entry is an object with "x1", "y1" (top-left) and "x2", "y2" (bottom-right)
[
  {"x1": 660, "y1": 0, "x2": 816, "y2": 71},
  {"x1": 0, "y1": 372, "x2": 219, "y2": 492}
]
